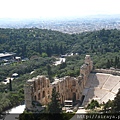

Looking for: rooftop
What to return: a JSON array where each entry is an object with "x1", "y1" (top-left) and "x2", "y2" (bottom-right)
[{"x1": 0, "y1": 52, "x2": 15, "y2": 58}]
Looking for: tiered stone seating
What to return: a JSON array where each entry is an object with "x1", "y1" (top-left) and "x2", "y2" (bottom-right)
[
  {"x1": 111, "y1": 82, "x2": 120, "y2": 94},
  {"x1": 82, "y1": 73, "x2": 120, "y2": 107},
  {"x1": 90, "y1": 73, "x2": 109, "y2": 88},
  {"x1": 83, "y1": 88, "x2": 107, "y2": 104},
  {"x1": 93, "y1": 88, "x2": 108, "y2": 99},
  {"x1": 95, "y1": 73, "x2": 110, "y2": 88},
  {"x1": 102, "y1": 75, "x2": 120, "y2": 91},
  {"x1": 101, "y1": 92, "x2": 115, "y2": 103}
]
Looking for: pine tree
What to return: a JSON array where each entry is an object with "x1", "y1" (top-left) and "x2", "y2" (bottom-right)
[
  {"x1": 87, "y1": 99, "x2": 100, "y2": 109},
  {"x1": 103, "y1": 99, "x2": 113, "y2": 112},
  {"x1": 110, "y1": 59, "x2": 114, "y2": 67}
]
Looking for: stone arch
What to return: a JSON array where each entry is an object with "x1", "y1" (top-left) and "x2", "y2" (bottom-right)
[
  {"x1": 34, "y1": 95, "x2": 37, "y2": 101},
  {"x1": 65, "y1": 80, "x2": 67, "y2": 87},
  {"x1": 42, "y1": 91, "x2": 45, "y2": 98},
  {"x1": 38, "y1": 80, "x2": 40, "y2": 90},
  {"x1": 47, "y1": 81, "x2": 49, "y2": 87},
  {"x1": 61, "y1": 95, "x2": 63, "y2": 103},
  {"x1": 38, "y1": 93, "x2": 40, "y2": 100},
  {"x1": 42, "y1": 79, "x2": 44, "y2": 88},
  {"x1": 72, "y1": 80, "x2": 76, "y2": 86},
  {"x1": 34, "y1": 81, "x2": 36, "y2": 91},
  {"x1": 43, "y1": 78, "x2": 46, "y2": 88},
  {"x1": 77, "y1": 93, "x2": 79, "y2": 100},
  {"x1": 54, "y1": 86, "x2": 56, "y2": 91},
  {"x1": 40, "y1": 80, "x2": 42, "y2": 89},
  {"x1": 57, "y1": 85, "x2": 59, "y2": 92},
  {"x1": 38, "y1": 79, "x2": 40, "y2": 85}
]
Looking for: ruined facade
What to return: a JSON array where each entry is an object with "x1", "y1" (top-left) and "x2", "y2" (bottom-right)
[{"x1": 24, "y1": 55, "x2": 93, "y2": 111}]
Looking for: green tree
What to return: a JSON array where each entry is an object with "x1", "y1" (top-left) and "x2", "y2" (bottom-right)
[
  {"x1": 47, "y1": 64, "x2": 53, "y2": 81},
  {"x1": 103, "y1": 99, "x2": 113, "y2": 112},
  {"x1": 38, "y1": 40, "x2": 42, "y2": 54},
  {"x1": 47, "y1": 87, "x2": 62, "y2": 113},
  {"x1": 41, "y1": 52, "x2": 48, "y2": 57},
  {"x1": 87, "y1": 99, "x2": 100, "y2": 109},
  {"x1": 46, "y1": 45, "x2": 51, "y2": 57},
  {"x1": 106, "y1": 59, "x2": 111, "y2": 68},
  {"x1": 9, "y1": 78, "x2": 12, "y2": 91},
  {"x1": 112, "y1": 88, "x2": 120, "y2": 113}
]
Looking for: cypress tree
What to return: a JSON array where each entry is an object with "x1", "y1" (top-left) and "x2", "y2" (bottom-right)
[
  {"x1": 47, "y1": 87, "x2": 62, "y2": 113},
  {"x1": 106, "y1": 59, "x2": 111, "y2": 68},
  {"x1": 114, "y1": 56, "x2": 118, "y2": 68},
  {"x1": 9, "y1": 78, "x2": 12, "y2": 91}
]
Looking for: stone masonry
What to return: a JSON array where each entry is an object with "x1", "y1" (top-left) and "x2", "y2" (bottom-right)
[{"x1": 24, "y1": 55, "x2": 93, "y2": 111}]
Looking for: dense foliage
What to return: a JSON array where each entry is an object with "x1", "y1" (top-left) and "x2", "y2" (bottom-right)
[
  {"x1": 46, "y1": 87, "x2": 62, "y2": 113},
  {"x1": 86, "y1": 99, "x2": 100, "y2": 109},
  {"x1": 0, "y1": 28, "x2": 120, "y2": 58},
  {"x1": 0, "y1": 57, "x2": 54, "y2": 112},
  {"x1": 106, "y1": 56, "x2": 120, "y2": 69},
  {"x1": 0, "y1": 57, "x2": 54, "y2": 82},
  {"x1": 0, "y1": 28, "x2": 120, "y2": 113},
  {"x1": 111, "y1": 88, "x2": 120, "y2": 113}
]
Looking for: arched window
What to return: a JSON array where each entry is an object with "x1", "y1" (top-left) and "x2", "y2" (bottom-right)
[
  {"x1": 42, "y1": 91, "x2": 45, "y2": 98},
  {"x1": 38, "y1": 80, "x2": 40, "y2": 85},
  {"x1": 34, "y1": 95, "x2": 36, "y2": 101},
  {"x1": 72, "y1": 80, "x2": 76, "y2": 86},
  {"x1": 57, "y1": 85, "x2": 59, "y2": 92},
  {"x1": 38, "y1": 93, "x2": 40, "y2": 100},
  {"x1": 34, "y1": 81, "x2": 36, "y2": 91}
]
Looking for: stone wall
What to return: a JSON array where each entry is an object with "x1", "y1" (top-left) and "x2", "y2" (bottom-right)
[
  {"x1": 92, "y1": 69, "x2": 120, "y2": 76},
  {"x1": 24, "y1": 55, "x2": 93, "y2": 111}
]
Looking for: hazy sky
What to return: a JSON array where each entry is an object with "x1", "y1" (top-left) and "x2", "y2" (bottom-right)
[{"x1": 0, "y1": 0, "x2": 120, "y2": 19}]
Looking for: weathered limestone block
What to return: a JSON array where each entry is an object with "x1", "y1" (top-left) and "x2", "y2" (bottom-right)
[{"x1": 24, "y1": 55, "x2": 93, "y2": 110}]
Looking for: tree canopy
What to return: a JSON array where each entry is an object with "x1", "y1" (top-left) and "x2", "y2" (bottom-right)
[
  {"x1": 0, "y1": 28, "x2": 120, "y2": 114},
  {"x1": 0, "y1": 28, "x2": 120, "y2": 58},
  {"x1": 112, "y1": 88, "x2": 120, "y2": 113},
  {"x1": 47, "y1": 87, "x2": 62, "y2": 114}
]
